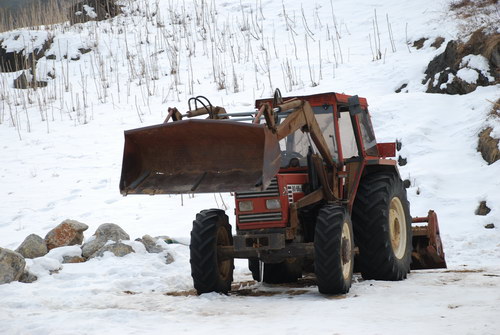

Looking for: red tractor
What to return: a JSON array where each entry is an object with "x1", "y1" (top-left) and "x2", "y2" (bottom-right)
[{"x1": 120, "y1": 90, "x2": 446, "y2": 295}]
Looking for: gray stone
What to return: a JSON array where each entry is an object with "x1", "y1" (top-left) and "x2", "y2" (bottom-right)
[
  {"x1": 485, "y1": 223, "x2": 495, "y2": 229},
  {"x1": 165, "y1": 253, "x2": 174, "y2": 264},
  {"x1": 136, "y1": 235, "x2": 163, "y2": 254},
  {"x1": 15, "y1": 234, "x2": 48, "y2": 259},
  {"x1": 45, "y1": 219, "x2": 89, "y2": 250},
  {"x1": 81, "y1": 238, "x2": 104, "y2": 258},
  {"x1": 81, "y1": 223, "x2": 130, "y2": 258},
  {"x1": 93, "y1": 242, "x2": 134, "y2": 258},
  {"x1": 0, "y1": 247, "x2": 26, "y2": 284},
  {"x1": 18, "y1": 270, "x2": 37, "y2": 283}
]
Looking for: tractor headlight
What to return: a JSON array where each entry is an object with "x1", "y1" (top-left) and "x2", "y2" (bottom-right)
[
  {"x1": 238, "y1": 201, "x2": 254, "y2": 212},
  {"x1": 266, "y1": 199, "x2": 281, "y2": 210}
]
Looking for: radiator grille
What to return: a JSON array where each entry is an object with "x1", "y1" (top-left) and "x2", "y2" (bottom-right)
[
  {"x1": 238, "y1": 212, "x2": 283, "y2": 223},
  {"x1": 235, "y1": 178, "x2": 279, "y2": 199}
]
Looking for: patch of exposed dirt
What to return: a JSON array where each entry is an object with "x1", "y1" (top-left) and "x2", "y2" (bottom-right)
[
  {"x1": 413, "y1": 38, "x2": 428, "y2": 50},
  {"x1": 431, "y1": 37, "x2": 445, "y2": 49},
  {"x1": 164, "y1": 276, "x2": 320, "y2": 297}
]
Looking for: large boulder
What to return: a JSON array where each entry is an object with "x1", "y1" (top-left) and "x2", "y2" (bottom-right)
[
  {"x1": 93, "y1": 242, "x2": 134, "y2": 258},
  {"x1": 82, "y1": 223, "x2": 130, "y2": 258},
  {"x1": 45, "y1": 219, "x2": 89, "y2": 250},
  {"x1": 15, "y1": 234, "x2": 48, "y2": 259},
  {"x1": 0, "y1": 247, "x2": 26, "y2": 284}
]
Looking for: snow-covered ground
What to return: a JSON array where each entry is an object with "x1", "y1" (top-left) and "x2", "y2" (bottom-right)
[{"x1": 0, "y1": 0, "x2": 499, "y2": 334}]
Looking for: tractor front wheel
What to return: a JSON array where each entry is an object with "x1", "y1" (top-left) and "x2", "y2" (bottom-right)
[
  {"x1": 314, "y1": 205, "x2": 354, "y2": 294},
  {"x1": 352, "y1": 171, "x2": 412, "y2": 280},
  {"x1": 190, "y1": 209, "x2": 234, "y2": 294}
]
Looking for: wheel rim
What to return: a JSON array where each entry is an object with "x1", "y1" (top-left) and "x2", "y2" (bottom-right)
[
  {"x1": 389, "y1": 197, "x2": 407, "y2": 259},
  {"x1": 216, "y1": 226, "x2": 231, "y2": 281},
  {"x1": 341, "y1": 220, "x2": 353, "y2": 280}
]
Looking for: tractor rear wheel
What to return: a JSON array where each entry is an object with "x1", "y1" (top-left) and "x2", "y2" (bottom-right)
[
  {"x1": 314, "y1": 205, "x2": 354, "y2": 294},
  {"x1": 248, "y1": 258, "x2": 302, "y2": 283},
  {"x1": 190, "y1": 209, "x2": 234, "y2": 294},
  {"x1": 352, "y1": 171, "x2": 412, "y2": 280}
]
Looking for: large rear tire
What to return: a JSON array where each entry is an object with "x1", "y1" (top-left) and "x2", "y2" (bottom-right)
[
  {"x1": 352, "y1": 171, "x2": 412, "y2": 280},
  {"x1": 190, "y1": 209, "x2": 234, "y2": 294},
  {"x1": 314, "y1": 205, "x2": 354, "y2": 294}
]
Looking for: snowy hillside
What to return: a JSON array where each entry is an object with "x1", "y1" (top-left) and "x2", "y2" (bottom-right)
[{"x1": 1, "y1": 0, "x2": 499, "y2": 334}]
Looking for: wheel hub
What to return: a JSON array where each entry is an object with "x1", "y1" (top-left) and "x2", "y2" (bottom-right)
[
  {"x1": 389, "y1": 197, "x2": 407, "y2": 259},
  {"x1": 341, "y1": 221, "x2": 352, "y2": 280},
  {"x1": 217, "y1": 226, "x2": 231, "y2": 280}
]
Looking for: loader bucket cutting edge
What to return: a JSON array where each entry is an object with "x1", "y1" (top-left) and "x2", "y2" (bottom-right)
[
  {"x1": 119, "y1": 119, "x2": 281, "y2": 195},
  {"x1": 411, "y1": 210, "x2": 447, "y2": 270}
]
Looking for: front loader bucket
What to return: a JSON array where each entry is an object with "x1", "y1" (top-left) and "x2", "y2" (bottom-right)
[
  {"x1": 411, "y1": 210, "x2": 447, "y2": 269},
  {"x1": 119, "y1": 119, "x2": 281, "y2": 195}
]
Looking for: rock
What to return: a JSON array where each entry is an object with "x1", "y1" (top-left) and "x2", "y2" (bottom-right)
[
  {"x1": 1, "y1": 35, "x2": 52, "y2": 73},
  {"x1": 15, "y1": 234, "x2": 48, "y2": 259},
  {"x1": 475, "y1": 201, "x2": 491, "y2": 216},
  {"x1": 0, "y1": 37, "x2": 51, "y2": 73},
  {"x1": 45, "y1": 219, "x2": 89, "y2": 250},
  {"x1": 398, "y1": 156, "x2": 407, "y2": 166},
  {"x1": 94, "y1": 223, "x2": 130, "y2": 241},
  {"x1": 485, "y1": 223, "x2": 495, "y2": 229},
  {"x1": 93, "y1": 242, "x2": 134, "y2": 258},
  {"x1": 78, "y1": 47, "x2": 92, "y2": 54},
  {"x1": 62, "y1": 256, "x2": 86, "y2": 263},
  {"x1": 0, "y1": 247, "x2": 26, "y2": 284},
  {"x1": 395, "y1": 83, "x2": 408, "y2": 93},
  {"x1": 422, "y1": 40, "x2": 459, "y2": 89},
  {"x1": 422, "y1": 29, "x2": 499, "y2": 95},
  {"x1": 69, "y1": 0, "x2": 122, "y2": 25},
  {"x1": 81, "y1": 238, "x2": 103, "y2": 259},
  {"x1": 478, "y1": 127, "x2": 500, "y2": 165},
  {"x1": 165, "y1": 253, "x2": 175, "y2": 264},
  {"x1": 13, "y1": 71, "x2": 48, "y2": 89},
  {"x1": 18, "y1": 270, "x2": 37, "y2": 284},
  {"x1": 136, "y1": 235, "x2": 164, "y2": 254},
  {"x1": 81, "y1": 223, "x2": 130, "y2": 258}
]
